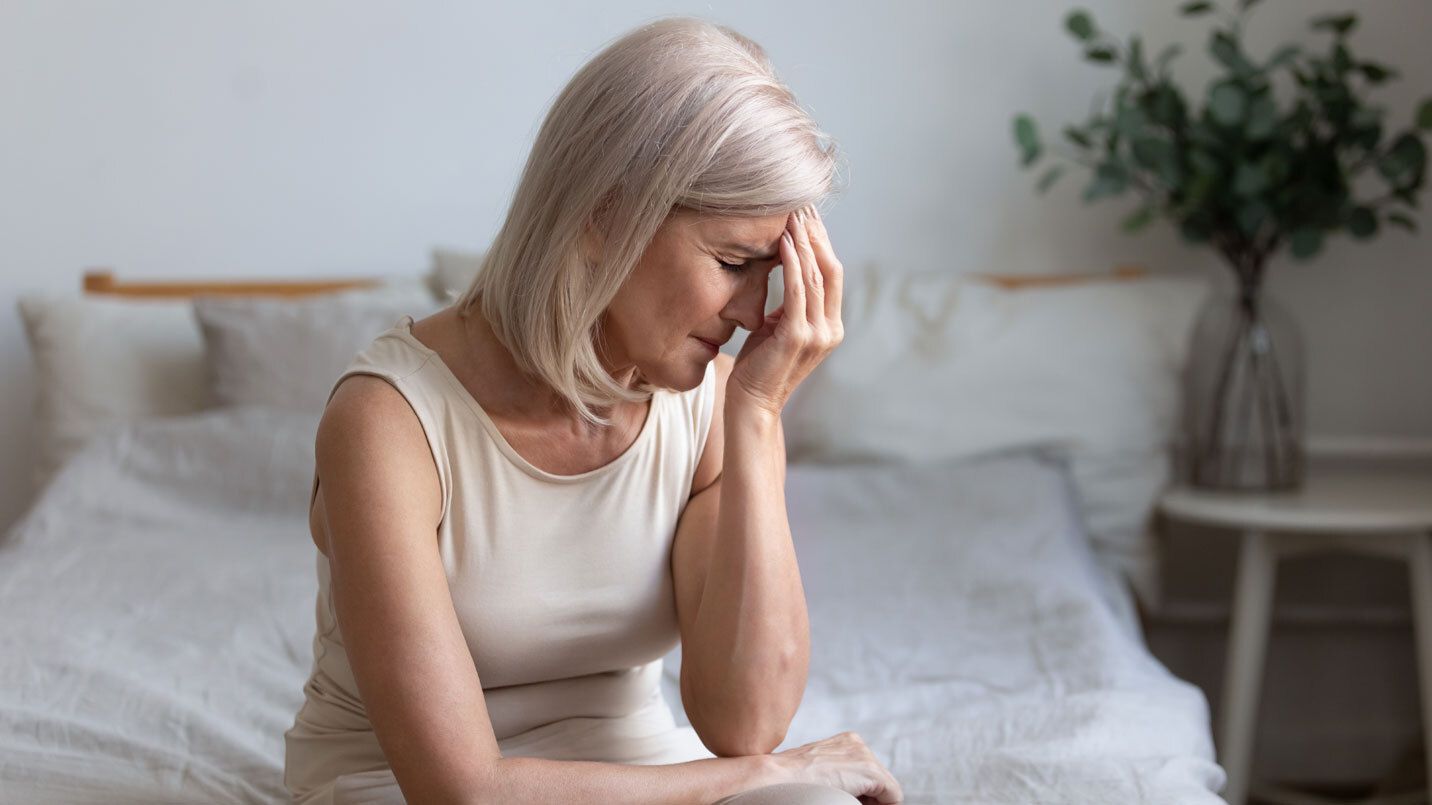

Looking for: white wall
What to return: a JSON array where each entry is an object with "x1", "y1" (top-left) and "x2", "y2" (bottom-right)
[{"x1": 3, "y1": 0, "x2": 1430, "y2": 533}]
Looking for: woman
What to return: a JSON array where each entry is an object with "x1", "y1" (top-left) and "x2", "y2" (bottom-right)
[{"x1": 283, "y1": 16, "x2": 902, "y2": 805}]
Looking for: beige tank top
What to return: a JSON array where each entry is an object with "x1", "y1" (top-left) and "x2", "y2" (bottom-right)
[{"x1": 284, "y1": 314, "x2": 717, "y2": 799}]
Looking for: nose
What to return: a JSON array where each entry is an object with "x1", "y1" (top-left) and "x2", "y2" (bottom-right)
[{"x1": 722, "y1": 271, "x2": 770, "y2": 332}]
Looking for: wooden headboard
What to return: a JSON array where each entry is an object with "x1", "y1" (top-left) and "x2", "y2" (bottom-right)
[
  {"x1": 971, "y1": 264, "x2": 1146, "y2": 289},
  {"x1": 81, "y1": 264, "x2": 1147, "y2": 298},
  {"x1": 82, "y1": 268, "x2": 382, "y2": 298}
]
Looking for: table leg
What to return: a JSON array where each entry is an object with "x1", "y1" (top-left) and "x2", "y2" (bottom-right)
[
  {"x1": 1407, "y1": 530, "x2": 1432, "y2": 792},
  {"x1": 1221, "y1": 530, "x2": 1277, "y2": 805}
]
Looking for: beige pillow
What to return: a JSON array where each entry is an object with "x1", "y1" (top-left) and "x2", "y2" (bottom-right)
[
  {"x1": 16, "y1": 294, "x2": 213, "y2": 490},
  {"x1": 427, "y1": 247, "x2": 485, "y2": 303},
  {"x1": 193, "y1": 281, "x2": 441, "y2": 416}
]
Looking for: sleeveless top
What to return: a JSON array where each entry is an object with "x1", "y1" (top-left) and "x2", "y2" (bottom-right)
[{"x1": 283, "y1": 315, "x2": 718, "y2": 801}]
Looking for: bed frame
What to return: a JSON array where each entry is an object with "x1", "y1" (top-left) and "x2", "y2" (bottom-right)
[
  {"x1": 81, "y1": 265, "x2": 1147, "y2": 297},
  {"x1": 82, "y1": 269, "x2": 382, "y2": 298}
]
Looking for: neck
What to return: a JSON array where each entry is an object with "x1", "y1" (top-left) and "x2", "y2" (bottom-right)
[{"x1": 458, "y1": 302, "x2": 639, "y2": 426}]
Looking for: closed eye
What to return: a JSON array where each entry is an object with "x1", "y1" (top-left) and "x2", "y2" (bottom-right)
[{"x1": 718, "y1": 260, "x2": 750, "y2": 273}]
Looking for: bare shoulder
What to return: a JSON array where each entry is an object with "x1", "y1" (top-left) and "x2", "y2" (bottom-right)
[
  {"x1": 690, "y1": 354, "x2": 735, "y2": 497},
  {"x1": 309, "y1": 373, "x2": 501, "y2": 798},
  {"x1": 310, "y1": 374, "x2": 442, "y2": 557}
]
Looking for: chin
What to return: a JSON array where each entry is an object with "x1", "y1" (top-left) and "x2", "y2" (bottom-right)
[{"x1": 642, "y1": 359, "x2": 708, "y2": 393}]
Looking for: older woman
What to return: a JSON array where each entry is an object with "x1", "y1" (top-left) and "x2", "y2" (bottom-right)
[{"x1": 283, "y1": 16, "x2": 901, "y2": 805}]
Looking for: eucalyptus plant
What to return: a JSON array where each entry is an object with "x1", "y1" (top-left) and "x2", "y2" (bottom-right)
[{"x1": 1012, "y1": 0, "x2": 1432, "y2": 291}]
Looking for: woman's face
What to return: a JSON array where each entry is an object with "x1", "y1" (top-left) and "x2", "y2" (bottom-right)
[{"x1": 598, "y1": 208, "x2": 788, "y2": 391}]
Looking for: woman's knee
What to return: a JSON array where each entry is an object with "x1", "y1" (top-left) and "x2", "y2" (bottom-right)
[{"x1": 711, "y1": 782, "x2": 862, "y2": 805}]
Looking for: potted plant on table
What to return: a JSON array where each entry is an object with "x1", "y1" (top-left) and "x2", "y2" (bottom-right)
[{"x1": 1011, "y1": 0, "x2": 1432, "y2": 491}]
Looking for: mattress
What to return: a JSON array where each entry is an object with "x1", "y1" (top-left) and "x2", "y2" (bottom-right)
[{"x1": 0, "y1": 406, "x2": 1224, "y2": 803}]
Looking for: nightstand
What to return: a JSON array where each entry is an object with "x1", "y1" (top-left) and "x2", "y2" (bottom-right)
[{"x1": 1158, "y1": 470, "x2": 1432, "y2": 805}]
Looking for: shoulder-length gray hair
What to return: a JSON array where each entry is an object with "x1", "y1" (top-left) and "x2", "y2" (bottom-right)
[{"x1": 455, "y1": 16, "x2": 844, "y2": 427}]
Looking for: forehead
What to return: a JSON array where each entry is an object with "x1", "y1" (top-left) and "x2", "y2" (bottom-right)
[{"x1": 670, "y1": 209, "x2": 788, "y2": 250}]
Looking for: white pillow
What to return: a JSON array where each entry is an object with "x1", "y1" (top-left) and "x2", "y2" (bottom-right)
[
  {"x1": 16, "y1": 294, "x2": 212, "y2": 491},
  {"x1": 781, "y1": 265, "x2": 1210, "y2": 604},
  {"x1": 426, "y1": 247, "x2": 485, "y2": 303},
  {"x1": 193, "y1": 281, "x2": 442, "y2": 416}
]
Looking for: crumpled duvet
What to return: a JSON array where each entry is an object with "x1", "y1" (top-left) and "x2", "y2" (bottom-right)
[{"x1": 0, "y1": 406, "x2": 1224, "y2": 804}]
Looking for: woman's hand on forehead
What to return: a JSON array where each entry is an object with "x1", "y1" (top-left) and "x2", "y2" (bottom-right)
[{"x1": 725, "y1": 204, "x2": 843, "y2": 417}]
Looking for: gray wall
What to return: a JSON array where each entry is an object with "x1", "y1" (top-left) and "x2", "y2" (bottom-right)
[{"x1": 3, "y1": 0, "x2": 1430, "y2": 529}]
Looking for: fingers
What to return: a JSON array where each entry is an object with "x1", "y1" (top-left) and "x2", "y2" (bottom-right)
[
  {"x1": 789, "y1": 206, "x2": 824, "y2": 325},
  {"x1": 779, "y1": 220, "x2": 806, "y2": 326},
  {"x1": 803, "y1": 206, "x2": 844, "y2": 324}
]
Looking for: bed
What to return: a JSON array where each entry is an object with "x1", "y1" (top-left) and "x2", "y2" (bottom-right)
[{"x1": 1, "y1": 265, "x2": 1227, "y2": 803}]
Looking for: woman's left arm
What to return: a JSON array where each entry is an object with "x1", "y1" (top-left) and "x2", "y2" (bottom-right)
[{"x1": 671, "y1": 205, "x2": 843, "y2": 757}]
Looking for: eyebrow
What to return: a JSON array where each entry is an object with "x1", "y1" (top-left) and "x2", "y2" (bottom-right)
[{"x1": 721, "y1": 243, "x2": 780, "y2": 261}]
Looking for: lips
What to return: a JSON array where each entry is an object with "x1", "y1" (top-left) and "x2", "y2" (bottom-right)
[{"x1": 694, "y1": 336, "x2": 721, "y2": 352}]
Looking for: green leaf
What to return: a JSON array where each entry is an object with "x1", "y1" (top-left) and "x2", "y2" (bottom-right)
[
  {"x1": 1209, "y1": 31, "x2": 1256, "y2": 78},
  {"x1": 1155, "y1": 44, "x2": 1183, "y2": 76},
  {"x1": 1132, "y1": 137, "x2": 1181, "y2": 186},
  {"x1": 1235, "y1": 200, "x2": 1270, "y2": 236},
  {"x1": 1245, "y1": 94, "x2": 1278, "y2": 140},
  {"x1": 1387, "y1": 212, "x2": 1419, "y2": 233},
  {"x1": 1358, "y1": 62, "x2": 1396, "y2": 84},
  {"x1": 1417, "y1": 99, "x2": 1432, "y2": 130},
  {"x1": 1086, "y1": 47, "x2": 1118, "y2": 64},
  {"x1": 1066, "y1": 10, "x2": 1095, "y2": 41},
  {"x1": 1014, "y1": 115, "x2": 1041, "y2": 166},
  {"x1": 1377, "y1": 133, "x2": 1428, "y2": 185},
  {"x1": 1209, "y1": 82, "x2": 1249, "y2": 127},
  {"x1": 1128, "y1": 36, "x2": 1147, "y2": 82},
  {"x1": 1311, "y1": 13, "x2": 1357, "y2": 35},
  {"x1": 1265, "y1": 44, "x2": 1300, "y2": 72},
  {"x1": 1231, "y1": 161, "x2": 1270, "y2": 196},
  {"x1": 1181, "y1": 1, "x2": 1214, "y2": 16},
  {"x1": 1063, "y1": 126, "x2": 1094, "y2": 148},
  {"x1": 1289, "y1": 227, "x2": 1324, "y2": 259},
  {"x1": 1083, "y1": 161, "x2": 1129, "y2": 201},
  {"x1": 1347, "y1": 206, "x2": 1378, "y2": 238},
  {"x1": 1147, "y1": 84, "x2": 1188, "y2": 128},
  {"x1": 1121, "y1": 205, "x2": 1156, "y2": 232},
  {"x1": 1189, "y1": 149, "x2": 1222, "y2": 174},
  {"x1": 1114, "y1": 104, "x2": 1149, "y2": 138},
  {"x1": 1036, "y1": 165, "x2": 1065, "y2": 194},
  {"x1": 1333, "y1": 44, "x2": 1353, "y2": 74}
]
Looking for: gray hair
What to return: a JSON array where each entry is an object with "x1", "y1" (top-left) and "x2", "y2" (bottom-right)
[{"x1": 456, "y1": 15, "x2": 844, "y2": 426}]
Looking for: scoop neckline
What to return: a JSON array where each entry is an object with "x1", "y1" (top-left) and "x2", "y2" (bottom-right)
[{"x1": 387, "y1": 314, "x2": 660, "y2": 484}]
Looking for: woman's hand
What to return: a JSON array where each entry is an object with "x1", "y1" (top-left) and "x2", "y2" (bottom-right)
[
  {"x1": 728, "y1": 204, "x2": 844, "y2": 416},
  {"x1": 770, "y1": 731, "x2": 903, "y2": 805}
]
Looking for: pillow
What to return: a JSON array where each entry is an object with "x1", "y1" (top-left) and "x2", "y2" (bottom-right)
[
  {"x1": 16, "y1": 294, "x2": 212, "y2": 491},
  {"x1": 781, "y1": 265, "x2": 1211, "y2": 604},
  {"x1": 193, "y1": 281, "x2": 441, "y2": 416},
  {"x1": 426, "y1": 247, "x2": 485, "y2": 303}
]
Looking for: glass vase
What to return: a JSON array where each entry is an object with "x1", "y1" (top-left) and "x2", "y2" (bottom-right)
[{"x1": 1175, "y1": 269, "x2": 1306, "y2": 491}]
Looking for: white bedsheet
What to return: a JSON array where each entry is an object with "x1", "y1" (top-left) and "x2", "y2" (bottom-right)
[{"x1": 0, "y1": 407, "x2": 1224, "y2": 804}]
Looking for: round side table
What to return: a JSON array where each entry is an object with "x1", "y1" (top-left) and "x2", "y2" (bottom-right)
[{"x1": 1158, "y1": 471, "x2": 1432, "y2": 805}]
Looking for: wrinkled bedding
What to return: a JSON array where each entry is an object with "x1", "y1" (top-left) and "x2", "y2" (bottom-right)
[{"x1": 0, "y1": 407, "x2": 1224, "y2": 803}]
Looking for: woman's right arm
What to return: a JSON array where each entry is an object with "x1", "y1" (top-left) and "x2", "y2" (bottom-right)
[{"x1": 315, "y1": 375, "x2": 899, "y2": 804}]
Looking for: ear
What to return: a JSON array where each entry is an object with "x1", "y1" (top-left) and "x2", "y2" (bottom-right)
[
  {"x1": 579, "y1": 216, "x2": 606, "y2": 265},
  {"x1": 580, "y1": 192, "x2": 619, "y2": 265}
]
